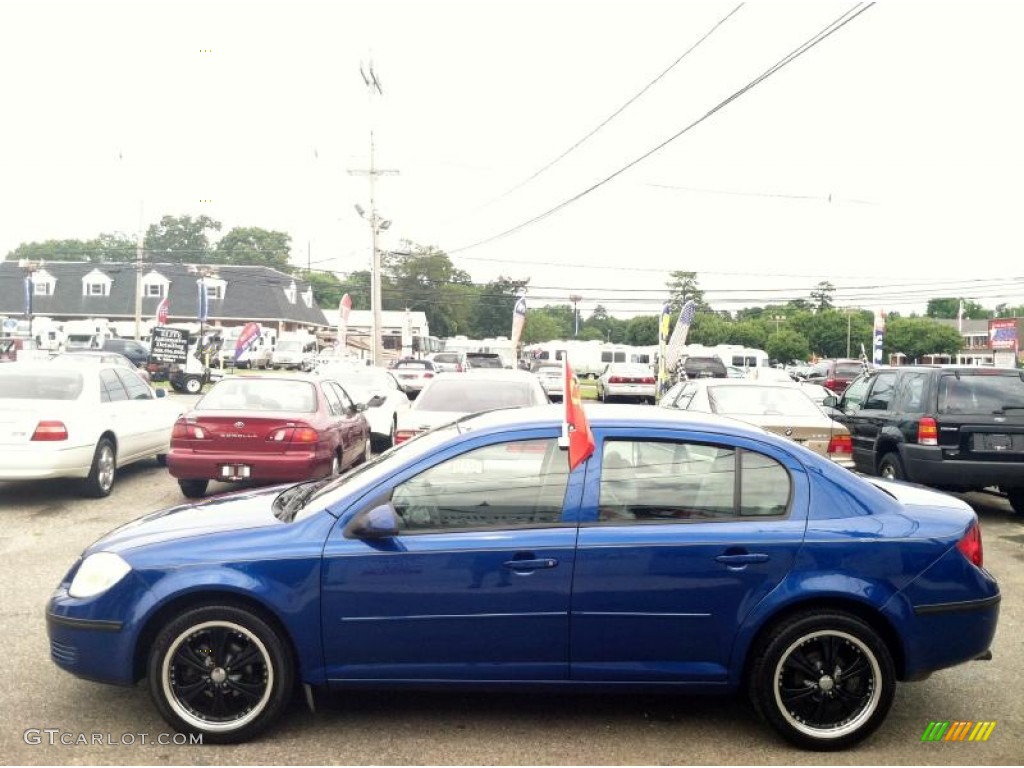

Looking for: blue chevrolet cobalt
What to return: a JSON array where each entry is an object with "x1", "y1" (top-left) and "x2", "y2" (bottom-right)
[{"x1": 47, "y1": 404, "x2": 1000, "y2": 750}]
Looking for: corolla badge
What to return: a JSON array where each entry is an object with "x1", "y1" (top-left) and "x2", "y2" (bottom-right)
[
  {"x1": 785, "y1": 428, "x2": 793, "y2": 436},
  {"x1": 234, "y1": 421, "x2": 246, "y2": 428}
]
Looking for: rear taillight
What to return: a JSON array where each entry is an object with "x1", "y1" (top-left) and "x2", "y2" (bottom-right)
[
  {"x1": 641, "y1": 377, "x2": 656, "y2": 385},
  {"x1": 455, "y1": 364, "x2": 463, "y2": 372},
  {"x1": 394, "y1": 429, "x2": 419, "y2": 444},
  {"x1": 824, "y1": 377, "x2": 838, "y2": 390},
  {"x1": 827, "y1": 434, "x2": 853, "y2": 454},
  {"x1": 172, "y1": 419, "x2": 207, "y2": 440},
  {"x1": 424, "y1": 372, "x2": 435, "y2": 379},
  {"x1": 918, "y1": 417, "x2": 938, "y2": 446},
  {"x1": 267, "y1": 426, "x2": 319, "y2": 443},
  {"x1": 956, "y1": 523, "x2": 984, "y2": 567},
  {"x1": 609, "y1": 376, "x2": 624, "y2": 384},
  {"x1": 31, "y1": 420, "x2": 68, "y2": 441}
]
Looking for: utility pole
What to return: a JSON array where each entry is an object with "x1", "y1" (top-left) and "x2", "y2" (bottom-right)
[
  {"x1": 18, "y1": 259, "x2": 41, "y2": 338},
  {"x1": 349, "y1": 60, "x2": 398, "y2": 366},
  {"x1": 134, "y1": 201, "x2": 145, "y2": 341}
]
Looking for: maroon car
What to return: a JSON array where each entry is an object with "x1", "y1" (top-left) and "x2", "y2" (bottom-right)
[{"x1": 167, "y1": 375, "x2": 370, "y2": 498}]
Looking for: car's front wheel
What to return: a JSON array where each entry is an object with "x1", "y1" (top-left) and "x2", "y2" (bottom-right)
[
  {"x1": 147, "y1": 604, "x2": 294, "y2": 744},
  {"x1": 748, "y1": 611, "x2": 895, "y2": 750}
]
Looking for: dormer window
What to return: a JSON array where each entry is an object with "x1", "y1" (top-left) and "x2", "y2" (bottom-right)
[
  {"x1": 32, "y1": 269, "x2": 56, "y2": 296},
  {"x1": 82, "y1": 268, "x2": 112, "y2": 297},
  {"x1": 284, "y1": 281, "x2": 297, "y2": 304},
  {"x1": 302, "y1": 286, "x2": 313, "y2": 308},
  {"x1": 142, "y1": 270, "x2": 170, "y2": 299},
  {"x1": 197, "y1": 275, "x2": 226, "y2": 301}
]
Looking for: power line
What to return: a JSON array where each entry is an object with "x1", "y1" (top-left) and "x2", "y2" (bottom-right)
[
  {"x1": 469, "y1": 3, "x2": 745, "y2": 212},
  {"x1": 447, "y1": 2, "x2": 875, "y2": 256}
]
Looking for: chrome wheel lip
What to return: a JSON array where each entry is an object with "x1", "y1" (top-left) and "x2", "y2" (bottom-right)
[
  {"x1": 97, "y1": 444, "x2": 115, "y2": 493},
  {"x1": 773, "y1": 629, "x2": 882, "y2": 741},
  {"x1": 162, "y1": 620, "x2": 274, "y2": 733}
]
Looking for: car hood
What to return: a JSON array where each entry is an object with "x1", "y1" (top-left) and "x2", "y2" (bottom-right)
[{"x1": 85, "y1": 485, "x2": 288, "y2": 555}]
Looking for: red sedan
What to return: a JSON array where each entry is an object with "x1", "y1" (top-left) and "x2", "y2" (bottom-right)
[{"x1": 167, "y1": 375, "x2": 371, "y2": 498}]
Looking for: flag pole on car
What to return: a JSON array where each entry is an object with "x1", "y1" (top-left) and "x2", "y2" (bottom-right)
[{"x1": 561, "y1": 356, "x2": 594, "y2": 470}]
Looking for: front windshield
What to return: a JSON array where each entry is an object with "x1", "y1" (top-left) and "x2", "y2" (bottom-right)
[{"x1": 288, "y1": 422, "x2": 461, "y2": 521}]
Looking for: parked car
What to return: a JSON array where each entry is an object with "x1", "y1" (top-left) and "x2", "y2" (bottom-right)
[
  {"x1": 465, "y1": 352, "x2": 505, "y2": 369},
  {"x1": 681, "y1": 355, "x2": 728, "y2": 379},
  {"x1": 1, "y1": 337, "x2": 41, "y2": 362},
  {"x1": 390, "y1": 359, "x2": 437, "y2": 396},
  {"x1": 46, "y1": 404, "x2": 999, "y2": 748},
  {"x1": 805, "y1": 358, "x2": 867, "y2": 394},
  {"x1": 394, "y1": 368, "x2": 548, "y2": 444},
  {"x1": 427, "y1": 351, "x2": 468, "y2": 373},
  {"x1": 828, "y1": 364, "x2": 1024, "y2": 513},
  {"x1": 101, "y1": 338, "x2": 151, "y2": 369},
  {"x1": 660, "y1": 378, "x2": 854, "y2": 467},
  {"x1": 0, "y1": 363, "x2": 178, "y2": 496},
  {"x1": 166, "y1": 375, "x2": 371, "y2": 498},
  {"x1": 596, "y1": 363, "x2": 657, "y2": 403},
  {"x1": 52, "y1": 351, "x2": 152, "y2": 383},
  {"x1": 316, "y1": 363, "x2": 411, "y2": 450},
  {"x1": 533, "y1": 362, "x2": 575, "y2": 400}
]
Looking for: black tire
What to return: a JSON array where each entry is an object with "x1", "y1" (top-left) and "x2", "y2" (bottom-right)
[
  {"x1": 1006, "y1": 488, "x2": 1024, "y2": 515},
  {"x1": 170, "y1": 382, "x2": 184, "y2": 393},
  {"x1": 877, "y1": 452, "x2": 905, "y2": 481},
  {"x1": 179, "y1": 479, "x2": 209, "y2": 498},
  {"x1": 82, "y1": 438, "x2": 116, "y2": 498},
  {"x1": 156, "y1": 453, "x2": 168, "y2": 467},
  {"x1": 184, "y1": 376, "x2": 203, "y2": 395},
  {"x1": 748, "y1": 611, "x2": 895, "y2": 751},
  {"x1": 146, "y1": 604, "x2": 294, "y2": 744}
]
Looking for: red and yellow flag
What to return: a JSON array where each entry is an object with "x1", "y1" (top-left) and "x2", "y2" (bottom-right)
[{"x1": 564, "y1": 361, "x2": 594, "y2": 470}]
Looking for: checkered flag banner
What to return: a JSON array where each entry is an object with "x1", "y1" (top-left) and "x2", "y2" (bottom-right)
[{"x1": 664, "y1": 300, "x2": 697, "y2": 370}]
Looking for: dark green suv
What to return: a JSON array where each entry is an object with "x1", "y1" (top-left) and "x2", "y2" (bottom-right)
[{"x1": 829, "y1": 365, "x2": 1024, "y2": 513}]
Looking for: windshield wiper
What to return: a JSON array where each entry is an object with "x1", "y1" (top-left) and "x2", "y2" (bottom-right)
[
  {"x1": 273, "y1": 478, "x2": 331, "y2": 521},
  {"x1": 992, "y1": 406, "x2": 1024, "y2": 414}
]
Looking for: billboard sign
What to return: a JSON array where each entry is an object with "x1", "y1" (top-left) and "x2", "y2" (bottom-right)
[
  {"x1": 149, "y1": 326, "x2": 190, "y2": 365},
  {"x1": 988, "y1": 319, "x2": 1018, "y2": 351}
]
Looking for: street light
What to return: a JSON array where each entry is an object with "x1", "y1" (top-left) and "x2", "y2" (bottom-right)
[
  {"x1": 772, "y1": 314, "x2": 784, "y2": 335},
  {"x1": 569, "y1": 293, "x2": 582, "y2": 337}
]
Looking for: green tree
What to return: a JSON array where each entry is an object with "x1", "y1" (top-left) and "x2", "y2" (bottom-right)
[
  {"x1": 925, "y1": 297, "x2": 992, "y2": 320},
  {"x1": 689, "y1": 312, "x2": 732, "y2": 346},
  {"x1": 665, "y1": 271, "x2": 706, "y2": 311},
  {"x1": 885, "y1": 317, "x2": 964, "y2": 361},
  {"x1": 522, "y1": 311, "x2": 565, "y2": 344},
  {"x1": 810, "y1": 281, "x2": 835, "y2": 311},
  {"x1": 766, "y1": 329, "x2": 810, "y2": 364},
  {"x1": 144, "y1": 215, "x2": 221, "y2": 263},
  {"x1": 214, "y1": 227, "x2": 292, "y2": 270},
  {"x1": 724, "y1": 320, "x2": 767, "y2": 349},
  {"x1": 383, "y1": 243, "x2": 473, "y2": 337},
  {"x1": 5, "y1": 233, "x2": 137, "y2": 263},
  {"x1": 625, "y1": 315, "x2": 659, "y2": 345},
  {"x1": 469, "y1": 276, "x2": 529, "y2": 338},
  {"x1": 300, "y1": 270, "x2": 345, "y2": 308}
]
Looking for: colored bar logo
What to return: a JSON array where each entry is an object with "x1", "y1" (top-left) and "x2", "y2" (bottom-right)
[{"x1": 921, "y1": 721, "x2": 996, "y2": 742}]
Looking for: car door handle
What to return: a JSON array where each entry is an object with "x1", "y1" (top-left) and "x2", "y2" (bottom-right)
[
  {"x1": 502, "y1": 558, "x2": 559, "y2": 571},
  {"x1": 715, "y1": 553, "x2": 770, "y2": 566}
]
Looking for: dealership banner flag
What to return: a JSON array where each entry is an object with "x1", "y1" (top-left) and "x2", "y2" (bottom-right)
[
  {"x1": 873, "y1": 309, "x2": 886, "y2": 366},
  {"x1": 563, "y1": 359, "x2": 594, "y2": 470},
  {"x1": 510, "y1": 295, "x2": 527, "y2": 351},
  {"x1": 657, "y1": 303, "x2": 672, "y2": 400},
  {"x1": 338, "y1": 293, "x2": 352, "y2": 350},
  {"x1": 234, "y1": 322, "x2": 261, "y2": 361},
  {"x1": 665, "y1": 300, "x2": 697, "y2": 371},
  {"x1": 23, "y1": 275, "x2": 32, "y2": 319},
  {"x1": 156, "y1": 297, "x2": 169, "y2": 325},
  {"x1": 197, "y1": 280, "x2": 209, "y2": 322}
]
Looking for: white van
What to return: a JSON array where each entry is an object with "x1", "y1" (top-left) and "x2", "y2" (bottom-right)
[{"x1": 272, "y1": 333, "x2": 319, "y2": 371}]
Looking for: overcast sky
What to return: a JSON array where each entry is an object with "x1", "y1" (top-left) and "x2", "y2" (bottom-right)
[{"x1": 1, "y1": 1, "x2": 1022, "y2": 319}]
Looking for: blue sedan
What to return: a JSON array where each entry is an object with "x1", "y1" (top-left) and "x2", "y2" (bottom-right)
[{"x1": 46, "y1": 404, "x2": 1000, "y2": 750}]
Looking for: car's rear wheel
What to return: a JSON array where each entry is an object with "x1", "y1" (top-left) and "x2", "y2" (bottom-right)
[
  {"x1": 156, "y1": 453, "x2": 168, "y2": 467},
  {"x1": 147, "y1": 604, "x2": 294, "y2": 744},
  {"x1": 82, "y1": 438, "x2": 116, "y2": 498},
  {"x1": 179, "y1": 479, "x2": 209, "y2": 498},
  {"x1": 330, "y1": 453, "x2": 340, "y2": 476},
  {"x1": 184, "y1": 376, "x2": 203, "y2": 395},
  {"x1": 749, "y1": 611, "x2": 895, "y2": 750},
  {"x1": 878, "y1": 452, "x2": 905, "y2": 481}
]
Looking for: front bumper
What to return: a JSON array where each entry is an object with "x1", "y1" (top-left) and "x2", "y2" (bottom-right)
[{"x1": 46, "y1": 588, "x2": 136, "y2": 686}]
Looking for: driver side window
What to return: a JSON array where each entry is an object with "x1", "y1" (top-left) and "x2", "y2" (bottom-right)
[{"x1": 391, "y1": 438, "x2": 570, "y2": 532}]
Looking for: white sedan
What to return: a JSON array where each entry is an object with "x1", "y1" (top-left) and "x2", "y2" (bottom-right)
[
  {"x1": 317, "y1": 363, "x2": 411, "y2": 450},
  {"x1": 596, "y1": 363, "x2": 657, "y2": 404},
  {"x1": 0, "y1": 363, "x2": 181, "y2": 496}
]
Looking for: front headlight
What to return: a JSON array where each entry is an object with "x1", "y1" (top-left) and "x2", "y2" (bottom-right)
[{"x1": 68, "y1": 552, "x2": 132, "y2": 598}]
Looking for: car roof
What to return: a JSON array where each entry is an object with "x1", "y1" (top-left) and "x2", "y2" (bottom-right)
[{"x1": 683, "y1": 378, "x2": 801, "y2": 389}]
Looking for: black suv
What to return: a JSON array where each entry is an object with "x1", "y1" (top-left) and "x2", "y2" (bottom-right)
[
  {"x1": 681, "y1": 356, "x2": 727, "y2": 379},
  {"x1": 829, "y1": 365, "x2": 1024, "y2": 513},
  {"x1": 102, "y1": 338, "x2": 151, "y2": 368}
]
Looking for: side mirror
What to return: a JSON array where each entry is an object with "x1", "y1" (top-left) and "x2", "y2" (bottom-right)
[
  {"x1": 367, "y1": 394, "x2": 386, "y2": 408},
  {"x1": 155, "y1": 388, "x2": 167, "y2": 399},
  {"x1": 822, "y1": 395, "x2": 838, "y2": 407},
  {"x1": 346, "y1": 502, "x2": 401, "y2": 539},
  {"x1": 351, "y1": 402, "x2": 367, "y2": 413}
]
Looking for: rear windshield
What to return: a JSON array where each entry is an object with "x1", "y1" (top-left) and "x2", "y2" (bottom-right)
[
  {"x1": 467, "y1": 355, "x2": 503, "y2": 368},
  {"x1": 938, "y1": 372, "x2": 1024, "y2": 414},
  {"x1": 415, "y1": 379, "x2": 543, "y2": 412},
  {"x1": 395, "y1": 361, "x2": 432, "y2": 370},
  {"x1": 835, "y1": 362, "x2": 865, "y2": 377},
  {"x1": 0, "y1": 371, "x2": 84, "y2": 400},
  {"x1": 433, "y1": 354, "x2": 459, "y2": 363},
  {"x1": 198, "y1": 379, "x2": 317, "y2": 412},
  {"x1": 708, "y1": 385, "x2": 821, "y2": 417}
]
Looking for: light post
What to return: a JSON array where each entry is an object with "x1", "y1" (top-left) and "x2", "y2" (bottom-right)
[
  {"x1": 772, "y1": 314, "x2": 784, "y2": 335},
  {"x1": 570, "y1": 293, "x2": 582, "y2": 337}
]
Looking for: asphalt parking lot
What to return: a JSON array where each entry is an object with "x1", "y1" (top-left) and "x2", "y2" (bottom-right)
[{"x1": 1, "y1": 452, "x2": 1022, "y2": 764}]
